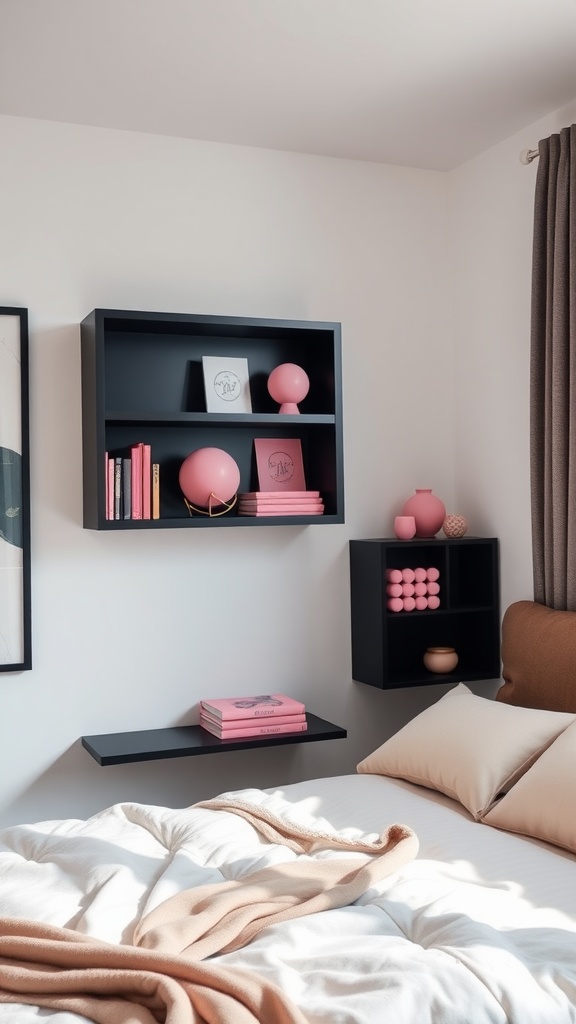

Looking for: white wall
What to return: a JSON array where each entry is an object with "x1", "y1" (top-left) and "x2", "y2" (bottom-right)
[{"x1": 0, "y1": 115, "x2": 455, "y2": 827}]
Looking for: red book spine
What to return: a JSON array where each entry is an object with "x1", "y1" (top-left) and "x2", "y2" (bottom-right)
[
  {"x1": 142, "y1": 444, "x2": 152, "y2": 520},
  {"x1": 200, "y1": 719, "x2": 308, "y2": 739},
  {"x1": 130, "y1": 443, "x2": 143, "y2": 520},
  {"x1": 201, "y1": 711, "x2": 307, "y2": 731},
  {"x1": 200, "y1": 694, "x2": 306, "y2": 721}
]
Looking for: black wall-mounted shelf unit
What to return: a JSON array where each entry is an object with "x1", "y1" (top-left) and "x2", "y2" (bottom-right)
[
  {"x1": 349, "y1": 537, "x2": 500, "y2": 689},
  {"x1": 80, "y1": 308, "x2": 344, "y2": 529}
]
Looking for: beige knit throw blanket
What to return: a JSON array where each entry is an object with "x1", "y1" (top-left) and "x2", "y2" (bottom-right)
[{"x1": 0, "y1": 795, "x2": 418, "y2": 1024}]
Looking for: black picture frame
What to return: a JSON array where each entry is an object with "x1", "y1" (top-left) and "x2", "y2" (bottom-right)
[{"x1": 0, "y1": 307, "x2": 31, "y2": 671}]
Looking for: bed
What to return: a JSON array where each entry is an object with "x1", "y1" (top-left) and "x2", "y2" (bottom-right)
[{"x1": 1, "y1": 599, "x2": 576, "y2": 1023}]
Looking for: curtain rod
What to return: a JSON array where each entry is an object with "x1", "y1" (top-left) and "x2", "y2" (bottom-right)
[{"x1": 520, "y1": 147, "x2": 539, "y2": 165}]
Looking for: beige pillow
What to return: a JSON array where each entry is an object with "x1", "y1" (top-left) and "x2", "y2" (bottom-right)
[
  {"x1": 356, "y1": 683, "x2": 575, "y2": 819},
  {"x1": 483, "y1": 720, "x2": 576, "y2": 853}
]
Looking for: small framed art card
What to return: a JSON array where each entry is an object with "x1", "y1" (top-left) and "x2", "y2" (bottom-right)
[
  {"x1": 202, "y1": 356, "x2": 252, "y2": 413},
  {"x1": 254, "y1": 438, "x2": 307, "y2": 492}
]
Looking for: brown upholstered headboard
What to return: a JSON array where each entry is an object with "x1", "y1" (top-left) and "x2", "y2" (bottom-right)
[{"x1": 497, "y1": 600, "x2": 576, "y2": 712}]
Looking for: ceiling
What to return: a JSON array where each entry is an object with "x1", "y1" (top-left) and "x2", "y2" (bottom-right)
[{"x1": 2, "y1": 0, "x2": 576, "y2": 171}]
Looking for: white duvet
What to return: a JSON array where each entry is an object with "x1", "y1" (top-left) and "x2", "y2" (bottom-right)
[{"x1": 1, "y1": 773, "x2": 575, "y2": 1023}]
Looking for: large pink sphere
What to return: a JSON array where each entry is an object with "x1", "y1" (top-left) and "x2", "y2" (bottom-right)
[
  {"x1": 267, "y1": 363, "x2": 310, "y2": 413},
  {"x1": 179, "y1": 447, "x2": 240, "y2": 508}
]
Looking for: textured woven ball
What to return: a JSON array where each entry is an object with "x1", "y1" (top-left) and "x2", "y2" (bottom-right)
[{"x1": 443, "y1": 514, "x2": 468, "y2": 538}]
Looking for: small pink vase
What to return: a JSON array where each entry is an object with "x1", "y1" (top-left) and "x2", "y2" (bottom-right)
[
  {"x1": 394, "y1": 515, "x2": 416, "y2": 540},
  {"x1": 401, "y1": 489, "x2": 446, "y2": 538}
]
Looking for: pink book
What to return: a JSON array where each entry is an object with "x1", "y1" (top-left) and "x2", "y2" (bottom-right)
[
  {"x1": 200, "y1": 718, "x2": 308, "y2": 740},
  {"x1": 239, "y1": 491, "x2": 320, "y2": 500},
  {"x1": 200, "y1": 693, "x2": 305, "y2": 721},
  {"x1": 239, "y1": 501, "x2": 324, "y2": 510},
  {"x1": 107, "y1": 457, "x2": 114, "y2": 521},
  {"x1": 142, "y1": 443, "x2": 152, "y2": 520},
  {"x1": 130, "y1": 443, "x2": 143, "y2": 520},
  {"x1": 201, "y1": 710, "x2": 307, "y2": 731},
  {"x1": 239, "y1": 508, "x2": 324, "y2": 516}
]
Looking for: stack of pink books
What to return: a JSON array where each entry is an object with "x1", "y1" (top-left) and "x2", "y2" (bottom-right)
[
  {"x1": 199, "y1": 693, "x2": 307, "y2": 739},
  {"x1": 237, "y1": 491, "x2": 324, "y2": 516}
]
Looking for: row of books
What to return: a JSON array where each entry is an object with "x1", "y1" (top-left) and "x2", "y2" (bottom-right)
[
  {"x1": 199, "y1": 692, "x2": 307, "y2": 739},
  {"x1": 237, "y1": 490, "x2": 324, "y2": 517},
  {"x1": 105, "y1": 443, "x2": 160, "y2": 520}
]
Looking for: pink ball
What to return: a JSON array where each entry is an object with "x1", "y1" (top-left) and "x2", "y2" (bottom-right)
[
  {"x1": 402, "y1": 567, "x2": 415, "y2": 583},
  {"x1": 179, "y1": 447, "x2": 240, "y2": 509},
  {"x1": 387, "y1": 597, "x2": 403, "y2": 613},
  {"x1": 386, "y1": 569, "x2": 403, "y2": 584},
  {"x1": 414, "y1": 581, "x2": 427, "y2": 597},
  {"x1": 414, "y1": 567, "x2": 427, "y2": 583},
  {"x1": 387, "y1": 583, "x2": 403, "y2": 598},
  {"x1": 415, "y1": 596, "x2": 428, "y2": 610},
  {"x1": 427, "y1": 595, "x2": 441, "y2": 610},
  {"x1": 402, "y1": 582, "x2": 415, "y2": 597},
  {"x1": 267, "y1": 363, "x2": 310, "y2": 413},
  {"x1": 403, "y1": 597, "x2": 416, "y2": 612},
  {"x1": 427, "y1": 581, "x2": 440, "y2": 596},
  {"x1": 426, "y1": 567, "x2": 440, "y2": 582}
]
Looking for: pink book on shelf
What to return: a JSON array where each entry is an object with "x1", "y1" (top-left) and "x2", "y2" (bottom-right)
[
  {"x1": 201, "y1": 710, "x2": 307, "y2": 731},
  {"x1": 130, "y1": 443, "x2": 143, "y2": 520},
  {"x1": 239, "y1": 508, "x2": 324, "y2": 516},
  {"x1": 239, "y1": 501, "x2": 324, "y2": 510},
  {"x1": 254, "y1": 438, "x2": 307, "y2": 492},
  {"x1": 200, "y1": 718, "x2": 308, "y2": 740},
  {"x1": 200, "y1": 693, "x2": 306, "y2": 721},
  {"x1": 107, "y1": 456, "x2": 114, "y2": 521},
  {"x1": 239, "y1": 491, "x2": 320, "y2": 500},
  {"x1": 142, "y1": 443, "x2": 152, "y2": 520},
  {"x1": 105, "y1": 452, "x2": 109, "y2": 520}
]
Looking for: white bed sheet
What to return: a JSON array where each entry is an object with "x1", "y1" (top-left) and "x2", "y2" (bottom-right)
[{"x1": 1, "y1": 773, "x2": 575, "y2": 1023}]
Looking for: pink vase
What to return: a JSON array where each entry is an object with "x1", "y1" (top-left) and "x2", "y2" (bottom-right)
[
  {"x1": 401, "y1": 489, "x2": 446, "y2": 538},
  {"x1": 393, "y1": 515, "x2": 416, "y2": 540}
]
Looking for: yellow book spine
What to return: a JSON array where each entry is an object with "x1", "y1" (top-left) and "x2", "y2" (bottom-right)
[{"x1": 152, "y1": 463, "x2": 160, "y2": 519}]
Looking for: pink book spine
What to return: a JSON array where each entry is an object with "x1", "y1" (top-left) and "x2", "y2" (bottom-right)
[
  {"x1": 107, "y1": 457, "x2": 114, "y2": 521},
  {"x1": 240, "y1": 491, "x2": 320, "y2": 500},
  {"x1": 236, "y1": 499, "x2": 323, "y2": 507},
  {"x1": 200, "y1": 720, "x2": 308, "y2": 739},
  {"x1": 142, "y1": 443, "x2": 151, "y2": 520},
  {"x1": 201, "y1": 711, "x2": 307, "y2": 731},
  {"x1": 131, "y1": 444, "x2": 143, "y2": 520},
  {"x1": 239, "y1": 509, "x2": 324, "y2": 517},
  {"x1": 200, "y1": 694, "x2": 306, "y2": 721},
  {"x1": 105, "y1": 452, "x2": 109, "y2": 520}
]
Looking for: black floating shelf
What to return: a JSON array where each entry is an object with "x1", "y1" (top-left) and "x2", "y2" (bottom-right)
[{"x1": 81, "y1": 712, "x2": 347, "y2": 766}]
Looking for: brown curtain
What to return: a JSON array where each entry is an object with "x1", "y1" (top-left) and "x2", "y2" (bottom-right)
[{"x1": 530, "y1": 124, "x2": 576, "y2": 610}]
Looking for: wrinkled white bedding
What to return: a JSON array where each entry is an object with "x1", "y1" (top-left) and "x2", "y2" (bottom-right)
[{"x1": 1, "y1": 773, "x2": 575, "y2": 1023}]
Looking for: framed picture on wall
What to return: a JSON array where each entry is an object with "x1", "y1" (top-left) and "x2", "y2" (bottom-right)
[
  {"x1": 0, "y1": 307, "x2": 31, "y2": 671},
  {"x1": 202, "y1": 355, "x2": 252, "y2": 413}
]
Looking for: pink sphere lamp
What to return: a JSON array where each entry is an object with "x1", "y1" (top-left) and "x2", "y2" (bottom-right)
[
  {"x1": 267, "y1": 363, "x2": 310, "y2": 414},
  {"x1": 179, "y1": 447, "x2": 240, "y2": 517}
]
